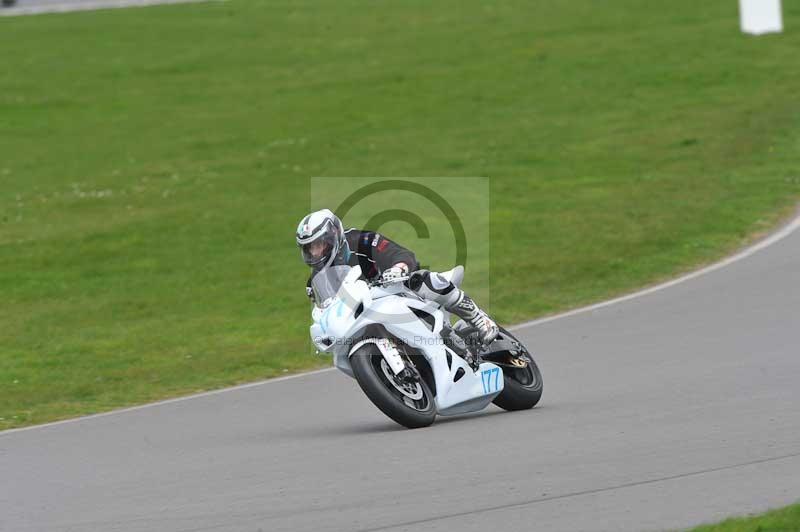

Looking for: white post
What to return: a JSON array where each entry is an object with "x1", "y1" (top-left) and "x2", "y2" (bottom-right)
[{"x1": 739, "y1": 0, "x2": 783, "y2": 35}]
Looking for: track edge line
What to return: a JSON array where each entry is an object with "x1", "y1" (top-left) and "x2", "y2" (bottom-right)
[{"x1": 508, "y1": 205, "x2": 800, "y2": 331}]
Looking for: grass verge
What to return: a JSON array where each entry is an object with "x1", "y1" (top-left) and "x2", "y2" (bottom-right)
[
  {"x1": 1, "y1": 0, "x2": 799, "y2": 429},
  {"x1": 688, "y1": 502, "x2": 800, "y2": 532}
]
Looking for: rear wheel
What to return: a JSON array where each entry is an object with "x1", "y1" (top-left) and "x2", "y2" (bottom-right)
[
  {"x1": 491, "y1": 328, "x2": 543, "y2": 411},
  {"x1": 349, "y1": 342, "x2": 436, "y2": 429}
]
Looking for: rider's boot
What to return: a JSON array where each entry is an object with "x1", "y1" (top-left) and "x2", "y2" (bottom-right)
[
  {"x1": 407, "y1": 270, "x2": 499, "y2": 346},
  {"x1": 445, "y1": 292, "x2": 499, "y2": 346}
]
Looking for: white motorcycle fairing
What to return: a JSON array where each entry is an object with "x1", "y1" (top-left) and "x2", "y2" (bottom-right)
[{"x1": 310, "y1": 265, "x2": 504, "y2": 417}]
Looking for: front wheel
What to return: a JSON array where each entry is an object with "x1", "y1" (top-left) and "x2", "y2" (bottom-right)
[
  {"x1": 349, "y1": 342, "x2": 436, "y2": 429},
  {"x1": 491, "y1": 328, "x2": 543, "y2": 411}
]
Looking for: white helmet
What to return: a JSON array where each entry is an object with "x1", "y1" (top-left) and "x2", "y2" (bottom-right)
[{"x1": 295, "y1": 209, "x2": 349, "y2": 268}]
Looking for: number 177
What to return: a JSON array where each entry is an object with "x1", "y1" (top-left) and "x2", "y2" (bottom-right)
[{"x1": 482, "y1": 368, "x2": 500, "y2": 393}]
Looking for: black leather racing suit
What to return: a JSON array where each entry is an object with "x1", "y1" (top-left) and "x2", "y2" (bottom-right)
[
  {"x1": 306, "y1": 229, "x2": 418, "y2": 298},
  {"x1": 305, "y1": 228, "x2": 498, "y2": 343}
]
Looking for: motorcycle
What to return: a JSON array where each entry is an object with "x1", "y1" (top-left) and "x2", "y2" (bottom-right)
[{"x1": 309, "y1": 264, "x2": 543, "y2": 428}]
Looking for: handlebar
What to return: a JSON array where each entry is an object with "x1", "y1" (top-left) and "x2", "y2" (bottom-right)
[{"x1": 368, "y1": 275, "x2": 411, "y2": 288}]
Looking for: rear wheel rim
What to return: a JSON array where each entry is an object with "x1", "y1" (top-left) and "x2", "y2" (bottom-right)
[
  {"x1": 504, "y1": 346, "x2": 540, "y2": 389},
  {"x1": 507, "y1": 357, "x2": 540, "y2": 389}
]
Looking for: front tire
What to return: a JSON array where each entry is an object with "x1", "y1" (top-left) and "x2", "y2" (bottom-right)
[{"x1": 350, "y1": 343, "x2": 436, "y2": 429}]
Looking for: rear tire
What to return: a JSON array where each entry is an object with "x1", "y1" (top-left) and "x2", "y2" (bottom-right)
[
  {"x1": 350, "y1": 343, "x2": 436, "y2": 429},
  {"x1": 491, "y1": 328, "x2": 543, "y2": 411}
]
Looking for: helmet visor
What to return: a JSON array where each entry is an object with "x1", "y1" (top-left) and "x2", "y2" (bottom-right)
[{"x1": 299, "y1": 231, "x2": 339, "y2": 266}]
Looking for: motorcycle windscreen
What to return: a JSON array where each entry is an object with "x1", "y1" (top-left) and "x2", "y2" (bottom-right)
[{"x1": 310, "y1": 265, "x2": 353, "y2": 308}]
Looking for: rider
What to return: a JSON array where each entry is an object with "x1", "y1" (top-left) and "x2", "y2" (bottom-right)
[{"x1": 296, "y1": 209, "x2": 499, "y2": 345}]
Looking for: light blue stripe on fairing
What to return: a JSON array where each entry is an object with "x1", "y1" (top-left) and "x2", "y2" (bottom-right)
[
  {"x1": 320, "y1": 306, "x2": 331, "y2": 333},
  {"x1": 320, "y1": 300, "x2": 345, "y2": 334}
]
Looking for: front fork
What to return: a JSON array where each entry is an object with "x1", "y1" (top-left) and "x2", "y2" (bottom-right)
[{"x1": 349, "y1": 337, "x2": 413, "y2": 379}]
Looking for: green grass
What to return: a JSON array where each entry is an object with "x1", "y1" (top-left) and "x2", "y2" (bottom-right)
[
  {"x1": 688, "y1": 501, "x2": 800, "y2": 531},
  {"x1": 1, "y1": 0, "x2": 799, "y2": 429}
]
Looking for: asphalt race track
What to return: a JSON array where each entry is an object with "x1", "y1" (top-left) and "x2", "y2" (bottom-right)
[{"x1": 2, "y1": 214, "x2": 800, "y2": 532}]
